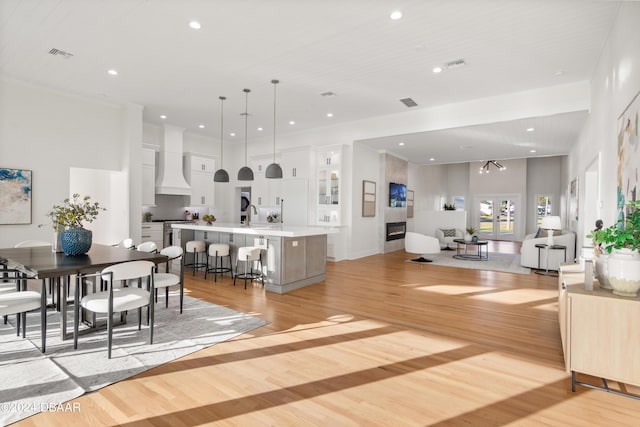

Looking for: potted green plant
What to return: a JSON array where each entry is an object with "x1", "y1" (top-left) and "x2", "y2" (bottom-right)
[
  {"x1": 443, "y1": 203, "x2": 456, "y2": 211},
  {"x1": 588, "y1": 200, "x2": 640, "y2": 297},
  {"x1": 202, "y1": 214, "x2": 216, "y2": 225},
  {"x1": 40, "y1": 193, "x2": 106, "y2": 256},
  {"x1": 143, "y1": 212, "x2": 153, "y2": 222},
  {"x1": 465, "y1": 226, "x2": 477, "y2": 241}
]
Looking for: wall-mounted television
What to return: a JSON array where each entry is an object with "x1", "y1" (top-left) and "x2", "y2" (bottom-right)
[{"x1": 389, "y1": 182, "x2": 406, "y2": 207}]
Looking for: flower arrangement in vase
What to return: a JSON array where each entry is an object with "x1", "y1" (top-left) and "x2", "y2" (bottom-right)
[
  {"x1": 465, "y1": 226, "x2": 477, "y2": 242},
  {"x1": 202, "y1": 214, "x2": 216, "y2": 225},
  {"x1": 40, "y1": 193, "x2": 106, "y2": 256}
]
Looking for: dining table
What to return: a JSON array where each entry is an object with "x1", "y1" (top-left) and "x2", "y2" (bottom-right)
[{"x1": 0, "y1": 243, "x2": 168, "y2": 340}]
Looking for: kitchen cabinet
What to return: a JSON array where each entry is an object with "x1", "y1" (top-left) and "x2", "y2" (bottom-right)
[
  {"x1": 184, "y1": 154, "x2": 215, "y2": 207},
  {"x1": 316, "y1": 145, "x2": 342, "y2": 225},
  {"x1": 142, "y1": 148, "x2": 156, "y2": 206},
  {"x1": 140, "y1": 222, "x2": 163, "y2": 250},
  {"x1": 281, "y1": 149, "x2": 311, "y2": 179}
]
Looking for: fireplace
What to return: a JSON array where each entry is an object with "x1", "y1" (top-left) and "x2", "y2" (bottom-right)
[{"x1": 386, "y1": 221, "x2": 406, "y2": 241}]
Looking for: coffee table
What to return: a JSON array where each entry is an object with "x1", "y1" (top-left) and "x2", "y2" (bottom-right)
[{"x1": 453, "y1": 238, "x2": 489, "y2": 261}]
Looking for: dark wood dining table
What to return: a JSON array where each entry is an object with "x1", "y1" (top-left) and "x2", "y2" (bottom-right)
[{"x1": 0, "y1": 243, "x2": 168, "y2": 340}]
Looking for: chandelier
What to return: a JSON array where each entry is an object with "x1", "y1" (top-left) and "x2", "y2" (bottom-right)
[{"x1": 479, "y1": 160, "x2": 506, "y2": 174}]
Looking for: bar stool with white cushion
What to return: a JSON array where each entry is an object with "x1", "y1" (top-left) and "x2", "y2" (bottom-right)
[
  {"x1": 185, "y1": 240, "x2": 207, "y2": 276},
  {"x1": 154, "y1": 246, "x2": 184, "y2": 313},
  {"x1": 205, "y1": 243, "x2": 232, "y2": 282},
  {"x1": 233, "y1": 246, "x2": 264, "y2": 289}
]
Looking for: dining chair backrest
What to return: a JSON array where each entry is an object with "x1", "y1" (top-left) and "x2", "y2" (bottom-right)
[
  {"x1": 160, "y1": 245, "x2": 183, "y2": 260},
  {"x1": 14, "y1": 240, "x2": 51, "y2": 248},
  {"x1": 115, "y1": 238, "x2": 135, "y2": 249},
  {"x1": 137, "y1": 241, "x2": 158, "y2": 253},
  {"x1": 101, "y1": 260, "x2": 155, "y2": 282}
]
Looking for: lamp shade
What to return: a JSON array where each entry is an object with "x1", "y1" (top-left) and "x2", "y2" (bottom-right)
[
  {"x1": 213, "y1": 169, "x2": 229, "y2": 182},
  {"x1": 265, "y1": 163, "x2": 283, "y2": 178},
  {"x1": 541, "y1": 216, "x2": 562, "y2": 231},
  {"x1": 237, "y1": 166, "x2": 254, "y2": 181}
]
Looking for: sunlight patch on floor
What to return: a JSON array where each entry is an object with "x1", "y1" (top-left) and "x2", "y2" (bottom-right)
[
  {"x1": 470, "y1": 288, "x2": 557, "y2": 304},
  {"x1": 412, "y1": 284, "x2": 492, "y2": 295}
]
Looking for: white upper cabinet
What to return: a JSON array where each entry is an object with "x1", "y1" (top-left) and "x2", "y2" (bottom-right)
[
  {"x1": 316, "y1": 145, "x2": 342, "y2": 225},
  {"x1": 184, "y1": 154, "x2": 215, "y2": 207},
  {"x1": 281, "y1": 149, "x2": 311, "y2": 179},
  {"x1": 142, "y1": 148, "x2": 156, "y2": 206}
]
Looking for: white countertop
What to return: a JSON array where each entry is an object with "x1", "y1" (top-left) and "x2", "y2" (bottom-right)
[{"x1": 171, "y1": 222, "x2": 337, "y2": 237}]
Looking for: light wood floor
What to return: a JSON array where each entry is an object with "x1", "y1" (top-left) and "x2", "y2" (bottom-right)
[{"x1": 19, "y1": 243, "x2": 640, "y2": 426}]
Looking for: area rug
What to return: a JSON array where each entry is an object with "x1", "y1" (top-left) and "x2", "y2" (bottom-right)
[
  {"x1": 408, "y1": 251, "x2": 531, "y2": 275},
  {"x1": 0, "y1": 296, "x2": 267, "y2": 426}
]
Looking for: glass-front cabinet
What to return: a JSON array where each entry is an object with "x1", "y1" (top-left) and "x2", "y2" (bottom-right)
[{"x1": 317, "y1": 145, "x2": 342, "y2": 225}]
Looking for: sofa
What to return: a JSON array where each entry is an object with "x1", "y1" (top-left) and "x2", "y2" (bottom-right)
[
  {"x1": 435, "y1": 228, "x2": 465, "y2": 249},
  {"x1": 520, "y1": 230, "x2": 576, "y2": 271}
]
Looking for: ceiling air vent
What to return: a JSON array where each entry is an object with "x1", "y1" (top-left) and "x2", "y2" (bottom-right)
[
  {"x1": 446, "y1": 58, "x2": 466, "y2": 69},
  {"x1": 400, "y1": 98, "x2": 418, "y2": 108},
  {"x1": 48, "y1": 48, "x2": 74, "y2": 59}
]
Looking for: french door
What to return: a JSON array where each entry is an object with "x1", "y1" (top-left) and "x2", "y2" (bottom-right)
[{"x1": 476, "y1": 196, "x2": 520, "y2": 241}]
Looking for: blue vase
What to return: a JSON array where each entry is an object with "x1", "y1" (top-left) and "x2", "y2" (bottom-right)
[{"x1": 60, "y1": 228, "x2": 92, "y2": 256}]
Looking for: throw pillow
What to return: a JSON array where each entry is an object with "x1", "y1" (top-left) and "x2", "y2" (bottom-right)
[{"x1": 441, "y1": 228, "x2": 456, "y2": 237}]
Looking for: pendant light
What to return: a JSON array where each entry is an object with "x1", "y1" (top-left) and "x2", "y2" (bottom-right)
[
  {"x1": 237, "y1": 88, "x2": 254, "y2": 181},
  {"x1": 265, "y1": 79, "x2": 283, "y2": 179},
  {"x1": 213, "y1": 96, "x2": 230, "y2": 182}
]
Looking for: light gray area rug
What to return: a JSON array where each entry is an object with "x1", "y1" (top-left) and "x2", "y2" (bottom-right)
[
  {"x1": 408, "y1": 251, "x2": 531, "y2": 275},
  {"x1": 0, "y1": 296, "x2": 267, "y2": 426}
]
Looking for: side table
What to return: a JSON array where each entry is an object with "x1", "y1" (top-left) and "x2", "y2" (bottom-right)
[{"x1": 535, "y1": 243, "x2": 567, "y2": 276}]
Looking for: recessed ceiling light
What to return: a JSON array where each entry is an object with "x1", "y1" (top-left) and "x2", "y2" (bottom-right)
[
  {"x1": 289, "y1": 121, "x2": 295, "y2": 125},
  {"x1": 526, "y1": 127, "x2": 535, "y2": 132},
  {"x1": 257, "y1": 127, "x2": 263, "y2": 131},
  {"x1": 530, "y1": 149, "x2": 537, "y2": 153},
  {"x1": 326, "y1": 113, "x2": 333, "y2": 118},
  {"x1": 398, "y1": 142, "x2": 405, "y2": 146},
  {"x1": 107, "y1": 69, "x2": 118, "y2": 76},
  {"x1": 432, "y1": 66, "x2": 443, "y2": 74},
  {"x1": 189, "y1": 21, "x2": 201, "y2": 29},
  {"x1": 229, "y1": 132, "x2": 236, "y2": 137},
  {"x1": 429, "y1": 158, "x2": 435, "y2": 161},
  {"x1": 160, "y1": 115, "x2": 167, "y2": 119},
  {"x1": 390, "y1": 11, "x2": 402, "y2": 20},
  {"x1": 198, "y1": 124, "x2": 205, "y2": 129}
]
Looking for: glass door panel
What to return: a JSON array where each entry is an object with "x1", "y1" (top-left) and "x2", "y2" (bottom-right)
[
  {"x1": 479, "y1": 200, "x2": 494, "y2": 236},
  {"x1": 498, "y1": 199, "x2": 515, "y2": 238}
]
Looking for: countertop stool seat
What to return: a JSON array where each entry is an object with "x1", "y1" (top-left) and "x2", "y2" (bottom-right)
[
  {"x1": 233, "y1": 247, "x2": 264, "y2": 289},
  {"x1": 205, "y1": 243, "x2": 232, "y2": 282},
  {"x1": 185, "y1": 240, "x2": 207, "y2": 276}
]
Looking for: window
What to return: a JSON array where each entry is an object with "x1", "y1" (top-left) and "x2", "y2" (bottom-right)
[
  {"x1": 453, "y1": 196, "x2": 465, "y2": 211},
  {"x1": 536, "y1": 195, "x2": 552, "y2": 226}
]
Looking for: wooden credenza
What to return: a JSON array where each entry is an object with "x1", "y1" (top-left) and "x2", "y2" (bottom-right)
[{"x1": 558, "y1": 264, "x2": 640, "y2": 394}]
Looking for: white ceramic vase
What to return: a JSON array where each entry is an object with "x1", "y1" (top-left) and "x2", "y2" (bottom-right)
[
  {"x1": 607, "y1": 249, "x2": 640, "y2": 297},
  {"x1": 465, "y1": 233, "x2": 473, "y2": 242},
  {"x1": 594, "y1": 253, "x2": 612, "y2": 289}
]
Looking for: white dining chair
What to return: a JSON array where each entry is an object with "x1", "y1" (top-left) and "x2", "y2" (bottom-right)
[
  {"x1": 73, "y1": 260, "x2": 155, "y2": 359},
  {"x1": 14, "y1": 240, "x2": 51, "y2": 248},
  {"x1": 137, "y1": 241, "x2": 158, "y2": 253},
  {"x1": 153, "y1": 246, "x2": 184, "y2": 313}
]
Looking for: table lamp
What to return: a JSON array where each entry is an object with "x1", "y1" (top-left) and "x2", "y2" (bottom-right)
[{"x1": 541, "y1": 216, "x2": 562, "y2": 246}]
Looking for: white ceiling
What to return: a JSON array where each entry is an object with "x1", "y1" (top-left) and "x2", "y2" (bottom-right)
[{"x1": 0, "y1": 0, "x2": 623, "y2": 163}]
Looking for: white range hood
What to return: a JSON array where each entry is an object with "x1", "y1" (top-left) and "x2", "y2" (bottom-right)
[{"x1": 155, "y1": 124, "x2": 192, "y2": 195}]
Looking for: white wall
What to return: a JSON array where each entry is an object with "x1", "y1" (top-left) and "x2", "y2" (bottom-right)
[
  {"x1": 0, "y1": 78, "x2": 132, "y2": 248},
  {"x1": 525, "y1": 156, "x2": 565, "y2": 234},
  {"x1": 568, "y1": 2, "x2": 640, "y2": 250}
]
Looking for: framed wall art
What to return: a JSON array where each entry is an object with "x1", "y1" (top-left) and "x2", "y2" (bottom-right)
[
  {"x1": 0, "y1": 168, "x2": 32, "y2": 225},
  {"x1": 362, "y1": 180, "x2": 376, "y2": 217},
  {"x1": 617, "y1": 88, "x2": 639, "y2": 216}
]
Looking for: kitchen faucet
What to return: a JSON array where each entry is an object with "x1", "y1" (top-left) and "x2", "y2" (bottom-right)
[{"x1": 246, "y1": 204, "x2": 257, "y2": 226}]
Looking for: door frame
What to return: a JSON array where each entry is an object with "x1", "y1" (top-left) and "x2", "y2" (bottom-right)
[{"x1": 473, "y1": 194, "x2": 522, "y2": 241}]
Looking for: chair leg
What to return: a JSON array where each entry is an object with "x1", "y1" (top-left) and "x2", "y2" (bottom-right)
[
  {"x1": 149, "y1": 298, "x2": 154, "y2": 345},
  {"x1": 179, "y1": 283, "x2": 183, "y2": 314},
  {"x1": 107, "y1": 309, "x2": 113, "y2": 359},
  {"x1": 16, "y1": 313, "x2": 20, "y2": 336},
  {"x1": 41, "y1": 302, "x2": 47, "y2": 353},
  {"x1": 73, "y1": 277, "x2": 80, "y2": 350},
  {"x1": 204, "y1": 255, "x2": 209, "y2": 279},
  {"x1": 138, "y1": 307, "x2": 142, "y2": 330},
  {"x1": 165, "y1": 287, "x2": 168, "y2": 308},
  {"x1": 21, "y1": 311, "x2": 27, "y2": 338}
]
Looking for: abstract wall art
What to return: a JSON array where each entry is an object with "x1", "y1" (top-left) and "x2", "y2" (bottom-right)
[{"x1": 0, "y1": 168, "x2": 32, "y2": 225}]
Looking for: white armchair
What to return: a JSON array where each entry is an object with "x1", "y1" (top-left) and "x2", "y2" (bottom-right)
[
  {"x1": 435, "y1": 228, "x2": 465, "y2": 250},
  {"x1": 520, "y1": 230, "x2": 576, "y2": 270},
  {"x1": 405, "y1": 232, "x2": 441, "y2": 263}
]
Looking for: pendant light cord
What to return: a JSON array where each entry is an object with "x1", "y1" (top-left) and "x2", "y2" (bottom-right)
[
  {"x1": 219, "y1": 96, "x2": 225, "y2": 166},
  {"x1": 272, "y1": 79, "x2": 279, "y2": 163},
  {"x1": 243, "y1": 88, "x2": 250, "y2": 166}
]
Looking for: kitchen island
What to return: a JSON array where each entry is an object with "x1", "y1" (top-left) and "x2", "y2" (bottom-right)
[{"x1": 172, "y1": 223, "x2": 335, "y2": 294}]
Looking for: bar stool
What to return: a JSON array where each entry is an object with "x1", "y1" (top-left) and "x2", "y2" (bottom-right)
[
  {"x1": 184, "y1": 240, "x2": 207, "y2": 276},
  {"x1": 205, "y1": 243, "x2": 232, "y2": 282},
  {"x1": 233, "y1": 247, "x2": 264, "y2": 289}
]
